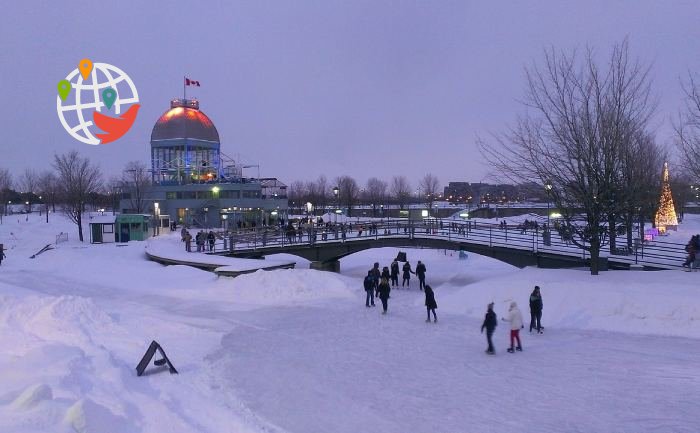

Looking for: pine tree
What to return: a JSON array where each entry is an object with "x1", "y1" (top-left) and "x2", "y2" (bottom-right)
[{"x1": 655, "y1": 162, "x2": 678, "y2": 232}]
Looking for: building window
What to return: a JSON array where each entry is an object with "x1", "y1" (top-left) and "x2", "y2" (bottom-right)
[
  {"x1": 103, "y1": 224, "x2": 114, "y2": 234},
  {"x1": 220, "y1": 190, "x2": 240, "y2": 199},
  {"x1": 166, "y1": 191, "x2": 177, "y2": 199},
  {"x1": 197, "y1": 191, "x2": 213, "y2": 200}
]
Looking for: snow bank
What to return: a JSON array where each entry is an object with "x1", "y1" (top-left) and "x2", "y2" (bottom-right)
[{"x1": 228, "y1": 269, "x2": 354, "y2": 305}]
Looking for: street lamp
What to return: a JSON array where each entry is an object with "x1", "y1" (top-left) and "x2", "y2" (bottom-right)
[
  {"x1": 332, "y1": 186, "x2": 339, "y2": 223},
  {"x1": 544, "y1": 181, "x2": 553, "y2": 226}
]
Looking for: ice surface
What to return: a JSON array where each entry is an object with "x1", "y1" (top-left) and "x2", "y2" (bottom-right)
[{"x1": 0, "y1": 213, "x2": 699, "y2": 432}]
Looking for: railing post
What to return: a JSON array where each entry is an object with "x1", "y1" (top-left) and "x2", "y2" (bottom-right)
[{"x1": 489, "y1": 225, "x2": 492, "y2": 247}]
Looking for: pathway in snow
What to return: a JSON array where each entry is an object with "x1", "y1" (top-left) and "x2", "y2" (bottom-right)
[{"x1": 209, "y1": 288, "x2": 700, "y2": 433}]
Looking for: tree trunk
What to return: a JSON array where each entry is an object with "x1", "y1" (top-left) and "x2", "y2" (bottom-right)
[
  {"x1": 77, "y1": 210, "x2": 84, "y2": 242},
  {"x1": 608, "y1": 213, "x2": 616, "y2": 253},
  {"x1": 589, "y1": 238, "x2": 600, "y2": 275}
]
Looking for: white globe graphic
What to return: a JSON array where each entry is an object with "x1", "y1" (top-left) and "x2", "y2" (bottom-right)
[{"x1": 56, "y1": 62, "x2": 139, "y2": 145}]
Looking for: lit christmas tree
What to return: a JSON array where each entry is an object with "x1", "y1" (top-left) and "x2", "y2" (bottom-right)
[{"x1": 655, "y1": 162, "x2": 678, "y2": 233}]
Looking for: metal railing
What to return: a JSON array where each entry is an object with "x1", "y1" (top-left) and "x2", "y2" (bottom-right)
[{"x1": 181, "y1": 219, "x2": 691, "y2": 270}]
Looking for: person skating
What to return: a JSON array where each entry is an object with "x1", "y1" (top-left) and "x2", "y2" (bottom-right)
[
  {"x1": 402, "y1": 261, "x2": 414, "y2": 287},
  {"x1": 378, "y1": 277, "x2": 391, "y2": 314},
  {"x1": 529, "y1": 286, "x2": 543, "y2": 333},
  {"x1": 390, "y1": 260, "x2": 400, "y2": 287},
  {"x1": 381, "y1": 266, "x2": 391, "y2": 283},
  {"x1": 416, "y1": 260, "x2": 427, "y2": 290},
  {"x1": 0, "y1": 244, "x2": 5, "y2": 266},
  {"x1": 364, "y1": 271, "x2": 375, "y2": 307},
  {"x1": 424, "y1": 284, "x2": 437, "y2": 322},
  {"x1": 370, "y1": 262, "x2": 381, "y2": 297},
  {"x1": 502, "y1": 301, "x2": 524, "y2": 353},
  {"x1": 481, "y1": 302, "x2": 497, "y2": 355}
]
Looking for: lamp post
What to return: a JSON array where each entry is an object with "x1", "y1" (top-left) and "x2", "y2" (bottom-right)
[
  {"x1": 25, "y1": 201, "x2": 29, "y2": 221},
  {"x1": 544, "y1": 182, "x2": 553, "y2": 226},
  {"x1": 333, "y1": 186, "x2": 339, "y2": 223}
]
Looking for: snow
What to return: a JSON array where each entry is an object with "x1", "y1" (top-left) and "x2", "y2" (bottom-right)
[{"x1": 0, "y1": 213, "x2": 699, "y2": 432}]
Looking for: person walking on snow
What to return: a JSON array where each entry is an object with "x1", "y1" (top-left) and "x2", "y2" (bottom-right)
[
  {"x1": 390, "y1": 260, "x2": 400, "y2": 287},
  {"x1": 364, "y1": 271, "x2": 375, "y2": 307},
  {"x1": 370, "y1": 262, "x2": 381, "y2": 297},
  {"x1": 416, "y1": 260, "x2": 427, "y2": 291},
  {"x1": 424, "y1": 284, "x2": 437, "y2": 322},
  {"x1": 381, "y1": 266, "x2": 391, "y2": 283},
  {"x1": 502, "y1": 301, "x2": 524, "y2": 353},
  {"x1": 0, "y1": 244, "x2": 5, "y2": 265},
  {"x1": 529, "y1": 286, "x2": 543, "y2": 333},
  {"x1": 402, "y1": 261, "x2": 414, "y2": 287},
  {"x1": 378, "y1": 276, "x2": 391, "y2": 314},
  {"x1": 481, "y1": 302, "x2": 497, "y2": 355}
]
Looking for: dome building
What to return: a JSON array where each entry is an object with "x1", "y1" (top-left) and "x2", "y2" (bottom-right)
[
  {"x1": 119, "y1": 98, "x2": 287, "y2": 230},
  {"x1": 150, "y1": 98, "x2": 232, "y2": 184}
]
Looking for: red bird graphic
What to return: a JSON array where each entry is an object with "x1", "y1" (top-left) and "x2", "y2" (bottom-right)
[{"x1": 93, "y1": 104, "x2": 140, "y2": 144}]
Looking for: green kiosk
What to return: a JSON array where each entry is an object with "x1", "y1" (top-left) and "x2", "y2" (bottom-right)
[{"x1": 115, "y1": 214, "x2": 152, "y2": 242}]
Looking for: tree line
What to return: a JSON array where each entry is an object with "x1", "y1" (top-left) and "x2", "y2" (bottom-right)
[
  {"x1": 287, "y1": 174, "x2": 441, "y2": 217},
  {"x1": 0, "y1": 154, "x2": 151, "y2": 242}
]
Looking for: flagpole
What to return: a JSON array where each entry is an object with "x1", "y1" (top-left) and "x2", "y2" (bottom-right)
[{"x1": 183, "y1": 76, "x2": 186, "y2": 100}]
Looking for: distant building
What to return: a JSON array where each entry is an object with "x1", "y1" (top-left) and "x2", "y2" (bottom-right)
[{"x1": 120, "y1": 98, "x2": 287, "y2": 229}]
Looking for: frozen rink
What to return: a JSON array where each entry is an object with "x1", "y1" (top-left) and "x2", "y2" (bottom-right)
[{"x1": 0, "y1": 215, "x2": 699, "y2": 432}]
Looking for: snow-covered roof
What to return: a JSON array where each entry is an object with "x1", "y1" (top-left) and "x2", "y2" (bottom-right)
[{"x1": 88, "y1": 215, "x2": 116, "y2": 224}]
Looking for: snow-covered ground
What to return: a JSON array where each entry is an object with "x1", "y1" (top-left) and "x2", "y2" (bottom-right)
[{"x1": 0, "y1": 213, "x2": 699, "y2": 432}]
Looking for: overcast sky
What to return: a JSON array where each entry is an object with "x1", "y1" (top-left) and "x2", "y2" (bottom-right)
[{"x1": 2, "y1": 1, "x2": 699, "y2": 188}]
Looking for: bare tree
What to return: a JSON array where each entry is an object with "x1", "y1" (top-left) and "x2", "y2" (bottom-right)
[
  {"x1": 288, "y1": 180, "x2": 307, "y2": 214},
  {"x1": 676, "y1": 74, "x2": 700, "y2": 181},
  {"x1": 315, "y1": 175, "x2": 329, "y2": 215},
  {"x1": 18, "y1": 168, "x2": 39, "y2": 221},
  {"x1": 121, "y1": 161, "x2": 150, "y2": 213},
  {"x1": 336, "y1": 175, "x2": 360, "y2": 217},
  {"x1": 38, "y1": 171, "x2": 59, "y2": 223},
  {"x1": 390, "y1": 176, "x2": 412, "y2": 210},
  {"x1": 419, "y1": 173, "x2": 441, "y2": 214},
  {"x1": 0, "y1": 168, "x2": 11, "y2": 223},
  {"x1": 481, "y1": 41, "x2": 654, "y2": 275},
  {"x1": 366, "y1": 177, "x2": 388, "y2": 217},
  {"x1": 53, "y1": 151, "x2": 103, "y2": 242}
]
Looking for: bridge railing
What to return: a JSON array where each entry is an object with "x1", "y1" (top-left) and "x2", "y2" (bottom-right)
[{"x1": 191, "y1": 219, "x2": 688, "y2": 270}]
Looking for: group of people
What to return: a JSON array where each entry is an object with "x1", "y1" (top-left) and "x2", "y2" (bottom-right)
[
  {"x1": 383, "y1": 259, "x2": 427, "y2": 289},
  {"x1": 362, "y1": 260, "x2": 437, "y2": 321},
  {"x1": 181, "y1": 228, "x2": 217, "y2": 253},
  {"x1": 481, "y1": 286, "x2": 544, "y2": 355}
]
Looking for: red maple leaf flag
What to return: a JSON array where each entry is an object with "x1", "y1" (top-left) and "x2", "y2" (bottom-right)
[{"x1": 185, "y1": 77, "x2": 201, "y2": 87}]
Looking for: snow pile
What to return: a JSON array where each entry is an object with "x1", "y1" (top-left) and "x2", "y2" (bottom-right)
[
  {"x1": 229, "y1": 269, "x2": 354, "y2": 305},
  {"x1": 439, "y1": 266, "x2": 700, "y2": 338}
]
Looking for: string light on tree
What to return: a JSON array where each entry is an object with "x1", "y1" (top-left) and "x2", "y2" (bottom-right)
[{"x1": 654, "y1": 162, "x2": 678, "y2": 233}]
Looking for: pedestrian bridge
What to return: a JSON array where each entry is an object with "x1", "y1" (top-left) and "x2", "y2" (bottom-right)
[{"x1": 203, "y1": 219, "x2": 684, "y2": 272}]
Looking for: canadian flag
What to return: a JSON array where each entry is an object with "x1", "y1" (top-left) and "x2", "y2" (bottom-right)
[{"x1": 185, "y1": 77, "x2": 201, "y2": 87}]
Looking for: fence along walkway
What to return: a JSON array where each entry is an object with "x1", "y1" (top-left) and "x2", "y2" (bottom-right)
[{"x1": 202, "y1": 219, "x2": 689, "y2": 270}]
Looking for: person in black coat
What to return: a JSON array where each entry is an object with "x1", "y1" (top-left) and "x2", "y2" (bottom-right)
[
  {"x1": 390, "y1": 260, "x2": 400, "y2": 287},
  {"x1": 415, "y1": 261, "x2": 427, "y2": 291},
  {"x1": 481, "y1": 302, "x2": 498, "y2": 354},
  {"x1": 402, "y1": 261, "x2": 414, "y2": 287},
  {"x1": 381, "y1": 266, "x2": 391, "y2": 282},
  {"x1": 378, "y1": 277, "x2": 391, "y2": 313},
  {"x1": 424, "y1": 284, "x2": 437, "y2": 322},
  {"x1": 368, "y1": 262, "x2": 380, "y2": 296},
  {"x1": 363, "y1": 271, "x2": 375, "y2": 307},
  {"x1": 529, "y1": 286, "x2": 543, "y2": 333}
]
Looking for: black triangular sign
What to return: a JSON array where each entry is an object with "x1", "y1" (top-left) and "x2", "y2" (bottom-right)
[{"x1": 136, "y1": 340, "x2": 178, "y2": 376}]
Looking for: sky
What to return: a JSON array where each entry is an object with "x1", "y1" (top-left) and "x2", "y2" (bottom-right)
[{"x1": 1, "y1": 0, "x2": 699, "y2": 189}]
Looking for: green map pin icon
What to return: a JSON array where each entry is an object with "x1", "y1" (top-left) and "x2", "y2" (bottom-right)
[
  {"x1": 102, "y1": 88, "x2": 117, "y2": 110},
  {"x1": 57, "y1": 80, "x2": 71, "y2": 101}
]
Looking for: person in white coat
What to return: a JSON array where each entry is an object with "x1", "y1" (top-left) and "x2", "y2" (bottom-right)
[{"x1": 501, "y1": 301, "x2": 524, "y2": 353}]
